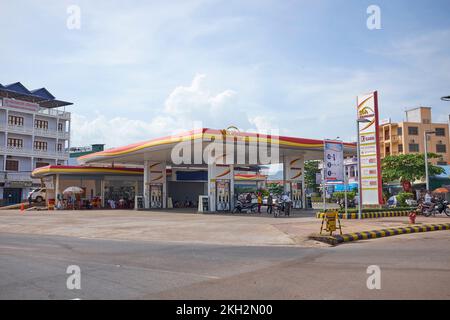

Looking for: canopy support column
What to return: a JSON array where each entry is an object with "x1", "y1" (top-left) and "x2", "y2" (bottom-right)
[
  {"x1": 207, "y1": 163, "x2": 215, "y2": 212},
  {"x1": 284, "y1": 155, "x2": 305, "y2": 209},
  {"x1": 162, "y1": 161, "x2": 167, "y2": 209},
  {"x1": 100, "y1": 179, "x2": 105, "y2": 208},
  {"x1": 55, "y1": 173, "x2": 60, "y2": 207},
  {"x1": 229, "y1": 164, "x2": 235, "y2": 211},
  {"x1": 143, "y1": 160, "x2": 150, "y2": 209}
]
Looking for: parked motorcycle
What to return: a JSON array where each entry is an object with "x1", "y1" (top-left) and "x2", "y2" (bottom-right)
[
  {"x1": 273, "y1": 198, "x2": 291, "y2": 218},
  {"x1": 419, "y1": 198, "x2": 450, "y2": 217},
  {"x1": 232, "y1": 200, "x2": 258, "y2": 213}
]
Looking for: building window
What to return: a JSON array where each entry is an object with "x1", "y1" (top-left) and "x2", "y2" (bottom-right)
[
  {"x1": 398, "y1": 144, "x2": 403, "y2": 152},
  {"x1": 34, "y1": 141, "x2": 48, "y2": 151},
  {"x1": 408, "y1": 127, "x2": 419, "y2": 135},
  {"x1": 409, "y1": 143, "x2": 419, "y2": 152},
  {"x1": 58, "y1": 123, "x2": 63, "y2": 132},
  {"x1": 35, "y1": 119, "x2": 49, "y2": 130},
  {"x1": 436, "y1": 144, "x2": 447, "y2": 153},
  {"x1": 5, "y1": 160, "x2": 19, "y2": 171},
  {"x1": 435, "y1": 128, "x2": 446, "y2": 137},
  {"x1": 8, "y1": 115, "x2": 24, "y2": 126},
  {"x1": 437, "y1": 161, "x2": 447, "y2": 165},
  {"x1": 397, "y1": 127, "x2": 402, "y2": 136},
  {"x1": 35, "y1": 162, "x2": 49, "y2": 168},
  {"x1": 350, "y1": 166, "x2": 355, "y2": 177},
  {"x1": 7, "y1": 138, "x2": 23, "y2": 148},
  {"x1": 57, "y1": 143, "x2": 63, "y2": 152}
]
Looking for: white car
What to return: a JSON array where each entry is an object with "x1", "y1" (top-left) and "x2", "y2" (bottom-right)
[{"x1": 28, "y1": 188, "x2": 46, "y2": 203}]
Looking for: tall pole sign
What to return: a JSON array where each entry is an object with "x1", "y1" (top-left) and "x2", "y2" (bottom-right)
[{"x1": 356, "y1": 91, "x2": 383, "y2": 205}]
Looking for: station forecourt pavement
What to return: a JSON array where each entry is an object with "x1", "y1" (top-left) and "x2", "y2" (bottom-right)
[{"x1": 0, "y1": 208, "x2": 449, "y2": 247}]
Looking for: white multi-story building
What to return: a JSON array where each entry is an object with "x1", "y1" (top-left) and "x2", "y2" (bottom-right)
[{"x1": 0, "y1": 82, "x2": 72, "y2": 205}]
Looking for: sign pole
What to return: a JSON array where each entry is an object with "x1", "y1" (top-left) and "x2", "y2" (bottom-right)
[
  {"x1": 343, "y1": 141, "x2": 348, "y2": 216},
  {"x1": 322, "y1": 140, "x2": 327, "y2": 213},
  {"x1": 424, "y1": 131, "x2": 430, "y2": 191},
  {"x1": 356, "y1": 91, "x2": 382, "y2": 210},
  {"x1": 356, "y1": 119, "x2": 363, "y2": 220}
]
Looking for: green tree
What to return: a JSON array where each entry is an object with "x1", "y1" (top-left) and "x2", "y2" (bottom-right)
[
  {"x1": 304, "y1": 160, "x2": 321, "y2": 192},
  {"x1": 332, "y1": 191, "x2": 356, "y2": 209},
  {"x1": 396, "y1": 192, "x2": 414, "y2": 207},
  {"x1": 381, "y1": 153, "x2": 444, "y2": 190},
  {"x1": 267, "y1": 183, "x2": 283, "y2": 195}
]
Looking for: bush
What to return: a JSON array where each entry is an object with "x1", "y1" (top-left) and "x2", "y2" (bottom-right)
[
  {"x1": 323, "y1": 207, "x2": 416, "y2": 213},
  {"x1": 396, "y1": 192, "x2": 414, "y2": 207},
  {"x1": 332, "y1": 191, "x2": 356, "y2": 201}
]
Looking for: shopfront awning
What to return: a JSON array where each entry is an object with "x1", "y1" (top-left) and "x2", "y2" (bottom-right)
[{"x1": 31, "y1": 165, "x2": 144, "y2": 178}]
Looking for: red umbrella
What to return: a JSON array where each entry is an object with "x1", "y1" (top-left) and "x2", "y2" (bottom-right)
[{"x1": 433, "y1": 187, "x2": 450, "y2": 194}]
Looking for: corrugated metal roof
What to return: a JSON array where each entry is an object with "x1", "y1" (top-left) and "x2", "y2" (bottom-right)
[{"x1": 0, "y1": 81, "x2": 72, "y2": 108}]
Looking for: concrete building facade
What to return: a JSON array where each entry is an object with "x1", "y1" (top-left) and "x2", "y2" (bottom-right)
[
  {"x1": 379, "y1": 107, "x2": 449, "y2": 165},
  {"x1": 0, "y1": 82, "x2": 72, "y2": 205}
]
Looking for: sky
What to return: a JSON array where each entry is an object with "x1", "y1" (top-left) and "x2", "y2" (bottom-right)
[{"x1": 1, "y1": 0, "x2": 450, "y2": 148}]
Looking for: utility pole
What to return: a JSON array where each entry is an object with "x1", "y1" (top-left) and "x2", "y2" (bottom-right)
[{"x1": 424, "y1": 131, "x2": 436, "y2": 191}]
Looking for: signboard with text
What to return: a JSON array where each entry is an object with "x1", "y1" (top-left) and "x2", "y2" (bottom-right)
[
  {"x1": 323, "y1": 140, "x2": 344, "y2": 183},
  {"x1": 357, "y1": 91, "x2": 383, "y2": 205},
  {"x1": 2, "y1": 98, "x2": 39, "y2": 112}
]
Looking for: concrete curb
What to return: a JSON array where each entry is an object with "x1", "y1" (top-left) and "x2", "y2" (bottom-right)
[
  {"x1": 310, "y1": 223, "x2": 450, "y2": 245},
  {"x1": 316, "y1": 210, "x2": 416, "y2": 219}
]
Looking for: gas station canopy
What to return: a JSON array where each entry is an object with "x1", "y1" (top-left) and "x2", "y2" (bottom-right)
[{"x1": 78, "y1": 128, "x2": 356, "y2": 166}]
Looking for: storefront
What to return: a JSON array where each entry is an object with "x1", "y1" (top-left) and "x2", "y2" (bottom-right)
[{"x1": 31, "y1": 165, "x2": 143, "y2": 209}]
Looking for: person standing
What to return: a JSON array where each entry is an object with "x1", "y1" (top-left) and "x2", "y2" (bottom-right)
[
  {"x1": 257, "y1": 192, "x2": 262, "y2": 213},
  {"x1": 267, "y1": 193, "x2": 273, "y2": 214},
  {"x1": 424, "y1": 191, "x2": 433, "y2": 204}
]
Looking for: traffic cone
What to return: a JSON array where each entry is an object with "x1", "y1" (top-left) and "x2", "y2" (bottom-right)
[{"x1": 20, "y1": 203, "x2": 25, "y2": 212}]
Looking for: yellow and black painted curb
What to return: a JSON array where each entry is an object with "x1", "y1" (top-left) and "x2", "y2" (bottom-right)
[
  {"x1": 310, "y1": 223, "x2": 450, "y2": 245},
  {"x1": 316, "y1": 210, "x2": 415, "y2": 219}
]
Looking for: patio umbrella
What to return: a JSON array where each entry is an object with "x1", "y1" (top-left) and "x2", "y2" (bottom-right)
[
  {"x1": 63, "y1": 186, "x2": 84, "y2": 194},
  {"x1": 433, "y1": 187, "x2": 449, "y2": 194}
]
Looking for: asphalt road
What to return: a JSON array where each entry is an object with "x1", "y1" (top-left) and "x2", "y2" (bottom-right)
[{"x1": 0, "y1": 231, "x2": 449, "y2": 299}]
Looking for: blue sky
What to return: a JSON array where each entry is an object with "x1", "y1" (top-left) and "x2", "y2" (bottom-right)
[{"x1": 1, "y1": 0, "x2": 449, "y2": 147}]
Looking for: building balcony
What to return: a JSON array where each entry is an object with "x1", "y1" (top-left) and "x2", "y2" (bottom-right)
[
  {"x1": 57, "y1": 150, "x2": 70, "y2": 158},
  {"x1": 32, "y1": 128, "x2": 70, "y2": 139},
  {"x1": 5, "y1": 146, "x2": 34, "y2": 157},
  {"x1": 3, "y1": 146, "x2": 69, "y2": 159},
  {"x1": 6, "y1": 172, "x2": 32, "y2": 182},
  {"x1": 7, "y1": 124, "x2": 33, "y2": 135},
  {"x1": 57, "y1": 130, "x2": 70, "y2": 139},
  {"x1": 37, "y1": 108, "x2": 71, "y2": 119},
  {"x1": 34, "y1": 127, "x2": 57, "y2": 138},
  {"x1": 34, "y1": 149, "x2": 69, "y2": 159}
]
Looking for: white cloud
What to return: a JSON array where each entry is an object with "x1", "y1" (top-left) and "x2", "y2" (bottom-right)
[{"x1": 71, "y1": 74, "x2": 251, "y2": 148}]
